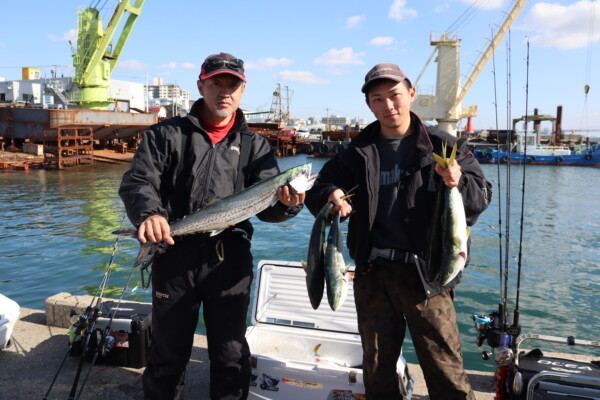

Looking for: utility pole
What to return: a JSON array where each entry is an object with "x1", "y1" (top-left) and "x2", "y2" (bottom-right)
[{"x1": 145, "y1": 72, "x2": 149, "y2": 112}]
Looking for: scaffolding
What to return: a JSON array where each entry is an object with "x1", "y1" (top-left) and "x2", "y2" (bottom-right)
[{"x1": 43, "y1": 127, "x2": 94, "y2": 169}]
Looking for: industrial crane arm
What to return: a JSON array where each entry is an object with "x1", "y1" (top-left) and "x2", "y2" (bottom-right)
[
  {"x1": 454, "y1": 0, "x2": 527, "y2": 108},
  {"x1": 78, "y1": 0, "x2": 145, "y2": 85}
]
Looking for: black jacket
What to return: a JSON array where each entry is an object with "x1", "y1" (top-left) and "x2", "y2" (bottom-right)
[
  {"x1": 305, "y1": 112, "x2": 492, "y2": 297},
  {"x1": 119, "y1": 98, "x2": 302, "y2": 240}
]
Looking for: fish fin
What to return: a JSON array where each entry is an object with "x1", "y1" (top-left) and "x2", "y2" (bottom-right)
[
  {"x1": 466, "y1": 226, "x2": 471, "y2": 238},
  {"x1": 342, "y1": 264, "x2": 352, "y2": 275},
  {"x1": 305, "y1": 173, "x2": 319, "y2": 191},
  {"x1": 133, "y1": 242, "x2": 156, "y2": 268},
  {"x1": 301, "y1": 261, "x2": 308, "y2": 273},
  {"x1": 313, "y1": 343, "x2": 322, "y2": 357},
  {"x1": 449, "y1": 142, "x2": 458, "y2": 167},
  {"x1": 208, "y1": 229, "x2": 225, "y2": 237},
  {"x1": 432, "y1": 152, "x2": 448, "y2": 169}
]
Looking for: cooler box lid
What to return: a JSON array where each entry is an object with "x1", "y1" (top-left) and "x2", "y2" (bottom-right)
[{"x1": 252, "y1": 260, "x2": 358, "y2": 334}]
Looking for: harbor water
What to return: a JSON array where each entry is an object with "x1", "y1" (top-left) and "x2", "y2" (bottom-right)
[{"x1": 1, "y1": 154, "x2": 599, "y2": 373}]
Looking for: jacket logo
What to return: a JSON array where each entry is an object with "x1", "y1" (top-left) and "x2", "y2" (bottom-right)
[
  {"x1": 427, "y1": 163, "x2": 437, "y2": 192},
  {"x1": 230, "y1": 145, "x2": 241, "y2": 155},
  {"x1": 155, "y1": 291, "x2": 170, "y2": 300}
]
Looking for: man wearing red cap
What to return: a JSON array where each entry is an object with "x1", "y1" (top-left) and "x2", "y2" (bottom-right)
[
  {"x1": 305, "y1": 63, "x2": 492, "y2": 399},
  {"x1": 119, "y1": 52, "x2": 305, "y2": 399}
]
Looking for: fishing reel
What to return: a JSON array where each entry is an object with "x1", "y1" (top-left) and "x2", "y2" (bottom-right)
[{"x1": 472, "y1": 311, "x2": 515, "y2": 365}]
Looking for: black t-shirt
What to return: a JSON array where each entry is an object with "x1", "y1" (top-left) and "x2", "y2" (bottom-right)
[{"x1": 371, "y1": 132, "x2": 417, "y2": 250}]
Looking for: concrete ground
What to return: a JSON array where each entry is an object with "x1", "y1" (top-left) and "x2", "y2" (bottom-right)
[{"x1": 0, "y1": 306, "x2": 498, "y2": 400}]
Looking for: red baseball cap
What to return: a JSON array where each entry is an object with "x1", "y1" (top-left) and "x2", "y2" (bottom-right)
[{"x1": 199, "y1": 52, "x2": 246, "y2": 82}]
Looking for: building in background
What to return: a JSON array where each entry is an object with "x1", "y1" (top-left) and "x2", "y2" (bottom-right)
[
  {"x1": 0, "y1": 67, "x2": 146, "y2": 112},
  {"x1": 145, "y1": 77, "x2": 191, "y2": 117}
]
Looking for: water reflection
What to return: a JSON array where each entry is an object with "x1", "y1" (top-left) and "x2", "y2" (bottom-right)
[{"x1": 1, "y1": 159, "x2": 599, "y2": 369}]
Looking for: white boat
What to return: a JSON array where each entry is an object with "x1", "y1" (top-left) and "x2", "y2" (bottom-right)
[{"x1": 0, "y1": 293, "x2": 20, "y2": 350}]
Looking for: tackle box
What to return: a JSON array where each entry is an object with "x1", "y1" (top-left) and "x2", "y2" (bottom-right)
[
  {"x1": 507, "y1": 333, "x2": 600, "y2": 399},
  {"x1": 0, "y1": 293, "x2": 20, "y2": 350},
  {"x1": 90, "y1": 300, "x2": 152, "y2": 368},
  {"x1": 246, "y1": 260, "x2": 414, "y2": 400}
]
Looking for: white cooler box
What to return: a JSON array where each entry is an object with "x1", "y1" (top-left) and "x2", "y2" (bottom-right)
[
  {"x1": 0, "y1": 293, "x2": 20, "y2": 350},
  {"x1": 247, "y1": 260, "x2": 414, "y2": 400}
]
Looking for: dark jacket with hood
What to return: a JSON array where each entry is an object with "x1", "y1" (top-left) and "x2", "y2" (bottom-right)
[
  {"x1": 119, "y1": 98, "x2": 302, "y2": 241},
  {"x1": 305, "y1": 112, "x2": 492, "y2": 298}
]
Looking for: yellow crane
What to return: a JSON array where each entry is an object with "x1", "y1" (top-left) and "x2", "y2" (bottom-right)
[{"x1": 71, "y1": 0, "x2": 146, "y2": 109}]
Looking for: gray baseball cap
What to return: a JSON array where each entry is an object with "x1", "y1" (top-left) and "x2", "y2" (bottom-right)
[{"x1": 361, "y1": 63, "x2": 409, "y2": 93}]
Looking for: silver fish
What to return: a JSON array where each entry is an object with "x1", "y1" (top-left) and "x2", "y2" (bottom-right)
[
  {"x1": 302, "y1": 201, "x2": 334, "y2": 310},
  {"x1": 430, "y1": 142, "x2": 470, "y2": 286},
  {"x1": 117, "y1": 163, "x2": 315, "y2": 267},
  {"x1": 324, "y1": 211, "x2": 350, "y2": 311}
]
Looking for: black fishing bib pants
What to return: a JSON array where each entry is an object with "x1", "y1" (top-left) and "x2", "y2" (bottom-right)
[{"x1": 142, "y1": 235, "x2": 253, "y2": 400}]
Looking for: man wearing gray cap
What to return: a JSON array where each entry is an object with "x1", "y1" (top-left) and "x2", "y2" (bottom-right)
[
  {"x1": 119, "y1": 52, "x2": 305, "y2": 399},
  {"x1": 305, "y1": 63, "x2": 492, "y2": 399}
]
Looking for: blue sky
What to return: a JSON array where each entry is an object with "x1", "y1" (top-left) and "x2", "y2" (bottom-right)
[{"x1": 1, "y1": 0, "x2": 599, "y2": 133}]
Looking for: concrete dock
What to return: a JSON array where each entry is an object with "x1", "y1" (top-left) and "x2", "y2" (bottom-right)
[{"x1": 0, "y1": 293, "x2": 499, "y2": 399}]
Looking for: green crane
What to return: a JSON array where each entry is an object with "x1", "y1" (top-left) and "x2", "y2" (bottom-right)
[{"x1": 71, "y1": 0, "x2": 145, "y2": 109}]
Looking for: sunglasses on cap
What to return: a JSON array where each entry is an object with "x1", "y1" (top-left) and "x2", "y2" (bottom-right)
[{"x1": 202, "y1": 58, "x2": 244, "y2": 71}]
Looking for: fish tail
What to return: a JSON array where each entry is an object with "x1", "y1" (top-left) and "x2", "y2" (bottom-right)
[
  {"x1": 301, "y1": 261, "x2": 308, "y2": 273},
  {"x1": 133, "y1": 242, "x2": 156, "y2": 268}
]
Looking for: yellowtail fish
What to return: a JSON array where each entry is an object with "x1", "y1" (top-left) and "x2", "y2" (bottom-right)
[
  {"x1": 324, "y1": 211, "x2": 351, "y2": 311},
  {"x1": 429, "y1": 142, "x2": 470, "y2": 286},
  {"x1": 302, "y1": 201, "x2": 334, "y2": 310}
]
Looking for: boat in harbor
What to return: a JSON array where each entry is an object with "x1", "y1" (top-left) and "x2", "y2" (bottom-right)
[
  {"x1": 473, "y1": 142, "x2": 600, "y2": 166},
  {"x1": 473, "y1": 106, "x2": 600, "y2": 166}
]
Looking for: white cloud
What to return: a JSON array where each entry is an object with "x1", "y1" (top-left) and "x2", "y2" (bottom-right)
[
  {"x1": 370, "y1": 36, "x2": 395, "y2": 47},
  {"x1": 274, "y1": 70, "x2": 330, "y2": 84},
  {"x1": 346, "y1": 15, "x2": 366, "y2": 29},
  {"x1": 47, "y1": 28, "x2": 78, "y2": 43},
  {"x1": 181, "y1": 62, "x2": 197, "y2": 69},
  {"x1": 117, "y1": 60, "x2": 147, "y2": 71},
  {"x1": 522, "y1": 0, "x2": 600, "y2": 49},
  {"x1": 246, "y1": 58, "x2": 294, "y2": 70},
  {"x1": 158, "y1": 62, "x2": 178, "y2": 70},
  {"x1": 314, "y1": 47, "x2": 366, "y2": 66},
  {"x1": 389, "y1": 0, "x2": 417, "y2": 22},
  {"x1": 434, "y1": 3, "x2": 450, "y2": 13}
]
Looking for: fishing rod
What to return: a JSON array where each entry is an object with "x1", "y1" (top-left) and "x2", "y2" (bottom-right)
[
  {"x1": 43, "y1": 215, "x2": 129, "y2": 400},
  {"x1": 73, "y1": 259, "x2": 140, "y2": 400},
  {"x1": 511, "y1": 37, "x2": 531, "y2": 338},
  {"x1": 472, "y1": 26, "x2": 509, "y2": 359},
  {"x1": 472, "y1": 35, "x2": 533, "y2": 400}
]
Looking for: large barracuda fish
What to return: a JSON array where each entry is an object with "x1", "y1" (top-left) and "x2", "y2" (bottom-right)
[
  {"x1": 324, "y1": 211, "x2": 351, "y2": 311},
  {"x1": 118, "y1": 163, "x2": 315, "y2": 267},
  {"x1": 428, "y1": 142, "x2": 470, "y2": 286},
  {"x1": 301, "y1": 201, "x2": 334, "y2": 310}
]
